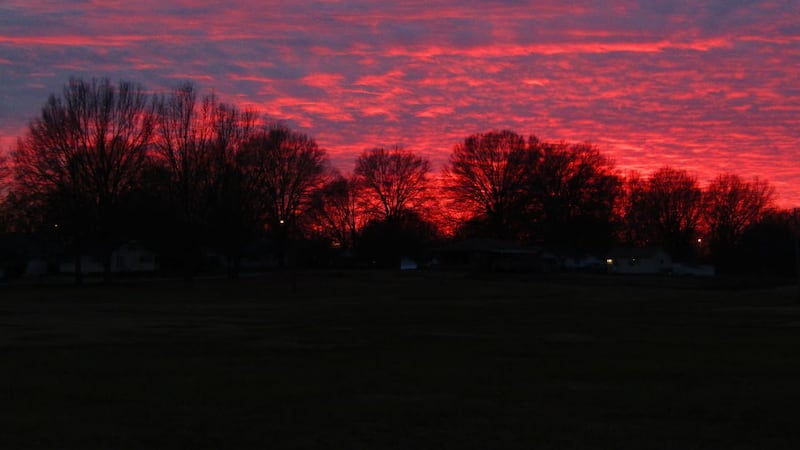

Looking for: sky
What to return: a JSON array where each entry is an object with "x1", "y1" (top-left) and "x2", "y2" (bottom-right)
[{"x1": 1, "y1": 0, "x2": 799, "y2": 206}]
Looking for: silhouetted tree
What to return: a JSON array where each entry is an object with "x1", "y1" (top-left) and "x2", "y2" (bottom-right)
[
  {"x1": 154, "y1": 83, "x2": 214, "y2": 228},
  {"x1": 703, "y1": 174, "x2": 774, "y2": 270},
  {"x1": 203, "y1": 104, "x2": 258, "y2": 277},
  {"x1": 446, "y1": 130, "x2": 538, "y2": 239},
  {"x1": 616, "y1": 171, "x2": 647, "y2": 246},
  {"x1": 354, "y1": 146, "x2": 431, "y2": 221},
  {"x1": 356, "y1": 210, "x2": 439, "y2": 268},
  {"x1": 239, "y1": 124, "x2": 328, "y2": 233},
  {"x1": 153, "y1": 83, "x2": 256, "y2": 276},
  {"x1": 738, "y1": 209, "x2": 796, "y2": 278},
  {"x1": 12, "y1": 77, "x2": 155, "y2": 283},
  {"x1": 530, "y1": 142, "x2": 622, "y2": 252},
  {"x1": 115, "y1": 158, "x2": 175, "y2": 263},
  {"x1": 623, "y1": 167, "x2": 703, "y2": 259},
  {"x1": 0, "y1": 154, "x2": 11, "y2": 232},
  {"x1": 0, "y1": 187, "x2": 47, "y2": 235},
  {"x1": 0, "y1": 153, "x2": 8, "y2": 190},
  {"x1": 308, "y1": 173, "x2": 362, "y2": 249},
  {"x1": 235, "y1": 124, "x2": 328, "y2": 271}
]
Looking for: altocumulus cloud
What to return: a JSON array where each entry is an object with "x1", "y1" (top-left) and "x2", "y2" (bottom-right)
[{"x1": 1, "y1": 0, "x2": 798, "y2": 204}]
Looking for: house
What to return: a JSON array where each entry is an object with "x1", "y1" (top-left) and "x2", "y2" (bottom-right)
[
  {"x1": 24, "y1": 258, "x2": 49, "y2": 277},
  {"x1": 562, "y1": 254, "x2": 605, "y2": 273},
  {"x1": 59, "y1": 242, "x2": 157, "y2": 274},
  {"x1": 112, "y1": 243, "x2": 157, "y2": 273},
  {"x1": 606, "y1": 247, "x2": 672, "y2": 275},
  {"x1": 434, "y1": 239, "x2": 557, "y2": 273},
  {"x1": 672, "y1": 262, "x2": 716, "y2": 277},
  {"x1": 0, "y1": 233, "x2": 56, "y2": 279},
  {"x1": 59, "y1": 255, "x2": 105, "y2": 274},
  {"x1": 400, "y1": 257, "x2": 418, "y2": 270}
]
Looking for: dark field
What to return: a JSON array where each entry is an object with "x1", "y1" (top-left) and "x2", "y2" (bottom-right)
[{"x1": 2, "y1": 271, "x2": 800, "y2": 449}]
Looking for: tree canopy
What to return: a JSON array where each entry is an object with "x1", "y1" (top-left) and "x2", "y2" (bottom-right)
[{"x1": 1, "y1": 77, "x2": 794, "y2": 280}]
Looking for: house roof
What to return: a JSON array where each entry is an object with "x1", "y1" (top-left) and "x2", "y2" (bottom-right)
[
  {"x1": 608, "y1": 247, "x2": 670, "y2": 259},
  {"x1": 437, "y1": 238, "x2": 543, "y2": 255}
]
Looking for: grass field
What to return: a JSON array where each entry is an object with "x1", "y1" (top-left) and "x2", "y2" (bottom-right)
[{"x1": 2, "y1": 271, "x2": 800, "y2": 449}]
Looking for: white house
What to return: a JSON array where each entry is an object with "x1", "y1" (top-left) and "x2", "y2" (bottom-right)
[
  {"x1": 59, "y1": 243, "x2": 156, "y2": 274},
  {"x1": 58, "y1": 256, "x2": 104, "y2": 274},
  {"x1": 562, "y1": 255, "x2": 605, "y2": 272},
  {"x1": 24, "y1": 258, "x2": 49, "y2": 277},
  {"x1": 672, "y1": 262, "x2": 716, "y2": 277},
  {"x1": 112, "y1": 243, "x2": 157, "y2": 273},
  {"x1": 606, "y1": 248, "x2": 672, "y2": 275},
  {"x1": 400, "y1": 257, "x2": 418, "y2": 270}
]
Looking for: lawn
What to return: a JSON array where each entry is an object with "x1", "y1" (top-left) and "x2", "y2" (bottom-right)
[{"x1": 2, "y1": 271, "x2": 799, "y2": 449}]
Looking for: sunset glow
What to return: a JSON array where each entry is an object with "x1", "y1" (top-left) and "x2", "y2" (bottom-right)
[{"x1": 1, "y1": 1, "x2": 798, "y2": 205}]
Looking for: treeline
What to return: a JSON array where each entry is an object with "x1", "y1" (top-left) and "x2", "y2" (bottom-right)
[{"x1": 0, "y1": 78, "x2": 796, "y2": 280}]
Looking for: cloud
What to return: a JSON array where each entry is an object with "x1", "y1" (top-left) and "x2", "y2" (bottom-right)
[{"x1": 1, "y1": 0, "x2": 799, "y2": 205}]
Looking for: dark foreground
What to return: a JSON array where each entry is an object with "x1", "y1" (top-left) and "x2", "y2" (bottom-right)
[{"x1": 2, "y1": 271, "x2": 799, "y2": 449}]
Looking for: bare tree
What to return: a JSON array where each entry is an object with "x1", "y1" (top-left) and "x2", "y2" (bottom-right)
[
  {"x1": 154, "y1": 84, "x2": 256, "y2": 223},
  {"x1": 616, "y1": 170, "x2": 647, "y2": 246},
  {"x1": 0, "y1": 152, "x2": 9, "y2": 208},
  {"x1": 12, "y1": 77, "x2": 155, "y2": 282},
  {"x1": 153, "y1": 82, "x2": 256, "y2": 276},
  {"x1": 354, "y1": 145, "x2": 431, "y2": 221},
  {"x1": 0, "y1": 154, "x2": 16, "y2": 233},
  {"x1": 0, "y1": 153, "x2": 8, "y2": 190},
  {"x1": 738, "y1": 209, "x2": 797, "y2": 276},
  {"x1": 154, "y1": 83, "x2": 215, "y2": 227},
  {"x1": 0, "y1": 189, "x2": 43, "y2": 234},
  {"x1": 445, "y1": 130, "x2": 538, "y2": 239},
  {"x1": 309, "y1": 172, "x2": 362, "y2": 248},
  {"x1": 704, "y1": 174, "x2": 774, "y2": 268},
  {"x1": 531, "y1": 141, "x2": 622, "y2": 251},
  {"x1": 238, "y1": 124, "x2": 329, "y2": 232},
  {"x1": 623, "y1": 167, "x2": 703, "y2": 259}
]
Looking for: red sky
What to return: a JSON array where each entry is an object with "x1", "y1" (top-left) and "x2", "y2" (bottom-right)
[{"x1": 1, "y1": 1, "x2": 799, "y2": 206}]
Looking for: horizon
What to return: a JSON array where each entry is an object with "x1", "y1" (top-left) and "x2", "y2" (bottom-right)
[{"x1": 1, "y1": 1, "x2": 798, "y2": 206}]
